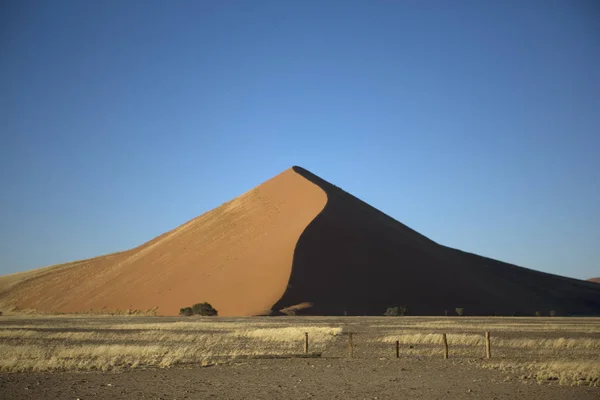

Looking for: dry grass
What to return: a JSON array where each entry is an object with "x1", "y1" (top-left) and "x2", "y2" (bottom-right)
[
  {"x1": 0, "y1": 316, "x2": 598, "y2": 387},
  {"x1": 370, "y1": 317, "x2": 600, "y2": 386},
  {"x1": 232, "y1": 326, "x2": 343, "y2": 342},
  {"x1": 0, "y1": 318, "x2": 343, "y2": 372},
  {"x1": 379, "y1": 333, "x2": 484, "y2": 346},
  {"x1": 378, "y1": 333, "x2": 600, "y2": 350},
  {"x1": 375, "y1": 320, "x2": 600, "y2": 333},
  {"x1": 483, "y1": 360, "x2": 600, "y2": 386},
  {"x1": 0, "y1": 343, "x2": 203, "y2": 372}
]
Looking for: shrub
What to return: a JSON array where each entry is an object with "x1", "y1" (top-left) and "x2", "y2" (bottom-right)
[
  {"x1": 384, "y1": 305, "x2": 407, "y2": 316},
  {"x1": 455, "y1": 307, "x2": 464, "y2": 316},
  {"x1": 179, "y1": 307, "x2": 193, "y2": 316},
  {"x1": 384, "y1": 307, "x2": 400, "y2": 316},
  {"x1": 535, "y1": 311, "x2": 541, "y2": 317},
  {"x1": 550, "y1": 310, "x2": 557, "y2": 317},
  {"x1": 191, "y1": 302, "x2": 218, "y2": 316},
  {"x1": 179, "y1": 302, "x2": 218, "y2": 316}
]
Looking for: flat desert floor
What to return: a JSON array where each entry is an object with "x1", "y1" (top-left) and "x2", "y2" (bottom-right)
[{"x1": 0, "y1": 316, "x2": 598, "y2": 399}]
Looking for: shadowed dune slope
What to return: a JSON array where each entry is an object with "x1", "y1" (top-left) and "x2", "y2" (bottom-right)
[
  {"x1": 0, "y1": 168, "x2": 327, "y2": 316},
  {"x1": 2, "y1": 166, "x2": 600, "y2": 316},
  {"x1": 272, "y1": 167, "x2": 600, "y2": 316}
]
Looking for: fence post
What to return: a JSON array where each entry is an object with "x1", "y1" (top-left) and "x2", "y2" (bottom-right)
[
  {"x1": 485, "y1": 331, "x2": 491, "y2": 359},
  {"x1": 304, "y1": 332, "x2": 309, "y2": 354},
  {"x1": 348, "y1": 332, "x2": 354, "y2": 358},
  {"x1": 395, "y1": 340, "x2": 400, "y2": 359},
  {"x1": 442, "y1": 333, "x2": 448, "y2": 359}
]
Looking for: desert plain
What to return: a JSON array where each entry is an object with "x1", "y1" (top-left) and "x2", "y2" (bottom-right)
[
  {"x1": 0, "y1": 315, "x2": 599, "y2": 399},
  {"x1": 1, "y1": 167, "x2": 599, "y2": 399}
]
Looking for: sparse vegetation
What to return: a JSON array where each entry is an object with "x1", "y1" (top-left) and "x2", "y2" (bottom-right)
[
  {"x1": 384, "y1": 305, "x2": 407, "y2": 316},
  {"x1": 455, "y1": 307, "x2": 464, "y2": 316},
  {"x1": 0, "y1": 318, "x2": 342, "y2": 372},
  {"x1": 384, "y1": 307, "x2": 399, "y2": 316},
  {"x1": 373, "y1": 317, "x2": 600, "y2": 386},
  {"x1": 179, "y1": 307, "x2": 193, "y2": 316},
  {"x1": 0, "y1": 316, "x2": 598, "y2": 387},
  {"x1": 550, "y1": 310, "x2": 557, "y2": 317},
  {"x1": 535, "y1": 311, "x2": 541, "y2": 317}
]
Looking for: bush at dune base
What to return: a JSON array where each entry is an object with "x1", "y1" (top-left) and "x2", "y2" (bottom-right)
[{"x1": 179, "y1": 302, "x2": 218, "y2": 316}]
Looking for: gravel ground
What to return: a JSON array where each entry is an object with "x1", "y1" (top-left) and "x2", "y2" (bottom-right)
[{"x1": 1, "y1": 357, "x2": 598, "y2": 400}]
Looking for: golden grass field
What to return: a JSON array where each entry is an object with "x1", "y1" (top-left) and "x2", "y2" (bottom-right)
[{"x1": 0, "y1": 316, "x2": 598, "y2": 387}]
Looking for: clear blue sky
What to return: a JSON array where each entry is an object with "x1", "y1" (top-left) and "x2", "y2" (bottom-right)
[{"x1": 1, "y1": 1, "x2": 598, "y2": 280}]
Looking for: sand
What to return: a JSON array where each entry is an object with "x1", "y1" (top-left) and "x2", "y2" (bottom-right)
[
  {"x1": 1, "y1": 166, "x2": 599, "y2": 316},
  {"x1": 0, "y1": 168, "x2": 327, "y2": 316}
]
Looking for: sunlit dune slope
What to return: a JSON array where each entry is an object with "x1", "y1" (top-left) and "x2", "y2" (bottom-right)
[
  {"x1": 2, "y1": 166, "x2": 600, "y2": 316},
  {"x1": 0, "y1": 168, "x2": 327, "y2": 316},
  {"x1": 589, "y1": 278, "x2": 600, "y2": 284}
]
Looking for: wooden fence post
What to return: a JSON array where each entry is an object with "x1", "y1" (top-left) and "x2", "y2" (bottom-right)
[
  {"x1": 442, "y1": 333, "x2": 448, "y2": 359},
  {"x1": 348, "y1": 332, "x2": 354, "y2": 358},
  {"x1": 395, "y1": 340, "x2": 400, "y2": 359},
  {"x1": 485, "y1": 331, "x2": 491, "y2": 359},
  {"x1": 304, "y1": 332, "x2": 309, "y2": 354}
]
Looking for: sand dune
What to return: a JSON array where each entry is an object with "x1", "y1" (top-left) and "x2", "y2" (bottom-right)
[
  {"x1": 589, "y1": 278, "x2": 600, "y2": 284},
  {"x1": 0, "y1": 168, "x2": 327, "y2": 316},
  {"x1": 1, "y1": 166, "x2": 599, "y2": 316},
  {"x1": 274, "y1": 168, "x2": 600, "y2": 316}
]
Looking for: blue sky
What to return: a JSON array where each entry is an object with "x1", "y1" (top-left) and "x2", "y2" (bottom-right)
[{"x1": 1, "y1": 1, "x2": 598, "y2": 280}]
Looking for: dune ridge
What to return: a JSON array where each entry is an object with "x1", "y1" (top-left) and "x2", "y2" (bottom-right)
[{"x1": 1, "y1": 166, "x2": 599, "y2": 316}]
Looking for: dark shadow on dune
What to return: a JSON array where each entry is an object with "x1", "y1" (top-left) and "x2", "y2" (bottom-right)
[{"x1": 271, "y1": 166, "x2": 600, "y2": 316}]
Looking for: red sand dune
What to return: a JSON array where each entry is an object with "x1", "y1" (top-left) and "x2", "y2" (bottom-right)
[
  {"x1": 1, "y1": 166, "x2": 600, "y2": 316},
  {"x1": 589, "y1": 278, "x2": 600, "y2": 284}
]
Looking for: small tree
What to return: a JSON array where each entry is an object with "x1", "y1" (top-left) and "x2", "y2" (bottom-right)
[
  {"x1": 191, "y1": 302, "x2": 218, "y2": 316},
  {"x1": 384, "y1": 307, "x2": 400, "y2": 316},
  {"x1": 535, "y1": 311, "x2": 541, "y2": 317},
  {"x1": 179, "y1": 307, "x2": 193, "y2": 316},
  {"x1": 549, "y1": 310, "x2": 557, "y2": 317},
  {"x1": 384, "y1": 305, "x2": 407, "y2": 316},
  {"x1": 455, "y1": 307, "x2": 464, "y2": 316}
]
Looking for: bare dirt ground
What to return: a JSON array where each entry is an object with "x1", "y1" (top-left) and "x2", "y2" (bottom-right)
[
  {"x1": 1, "y1": 316, "x2": 598, "y2": 399},
  {"x1": 2, "y1": 357, "x2": 599, "y2": 400}
]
